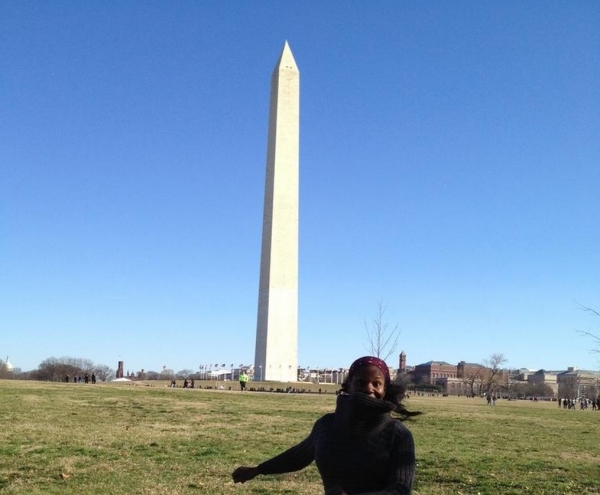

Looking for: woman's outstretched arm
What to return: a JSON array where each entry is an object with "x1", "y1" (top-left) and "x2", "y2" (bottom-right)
[{"x1": 232, "y1": 418, "x2": 321, "y2": 483}]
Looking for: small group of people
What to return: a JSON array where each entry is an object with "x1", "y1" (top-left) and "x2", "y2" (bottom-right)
[
  {"x1": 65, "y1": 373, "x2": 96, "y2": 384},
  {"x1": 232, "y1": 356, "x2": 420, "y2": 494},
  {"x1": 486, "y1": 393, "x2": 498, "y2": 406},
  {"x1": 558, "y1": 397, "x2": 600, "y2": 410},
  {"x1": 168, "y1": 378, "x2": 196, "y2": 388}
]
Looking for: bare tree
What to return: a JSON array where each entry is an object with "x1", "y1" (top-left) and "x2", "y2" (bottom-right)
[
  {"x1": 93, "y1": 364, "x2": 115, "y2": 382},
  {"x1": 160, "y1": 367, "x2": 176, "y2": 381},
  {"x1": 576, "y1": 304, "x2": 600, "y2": 356},
  {"x1": 462, "y1": 367, "x2": 485, "y2": 396},
  {"x1": 483, "y1": 353, "x2": 507, "y2": 393},
  {"x1": 146, "y1": 370, "x2": 161, "y2": 380},
  {"x1": 510, "y1": 381, "x2": 554, "y2": 399},
  {"x1": 364, "y1": 301, "x2": 400, "y2": 361},
  {"x1": 177, "y1": 369, "x2": 195, "y2": 379},
  {"x1": 32, "y1": 357, "x2": 114, "y2": 382},
  {"x1": 36, "y1": 357, "x2": 79, "y2": 381}
]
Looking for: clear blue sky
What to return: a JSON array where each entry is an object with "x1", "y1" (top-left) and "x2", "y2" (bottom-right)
[{"x1": 2, "y1": 2, "x2": 599, "y2": 375}]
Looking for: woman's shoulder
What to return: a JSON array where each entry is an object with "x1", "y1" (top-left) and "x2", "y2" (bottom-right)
[
  {"x1": 312, "y1": 411, "x2": 336, "y2": 430},
  {"x1": 315, "y1": 411, "x2": 336, "y2": 424},
  {"x1": 385, "y1": 417, "x2": 414, "y2": 437}
]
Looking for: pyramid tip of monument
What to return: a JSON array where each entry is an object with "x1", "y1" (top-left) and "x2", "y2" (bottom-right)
[{"x1": 275, "y1": 40, "x2": 298, "y2": 71}]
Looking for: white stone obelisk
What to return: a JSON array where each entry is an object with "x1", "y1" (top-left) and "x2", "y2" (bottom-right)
[{"x1": 254, "y1": 42, "x2": 299, "y2": 383}]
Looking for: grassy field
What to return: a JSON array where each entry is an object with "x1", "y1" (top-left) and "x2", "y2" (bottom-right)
[{"x1": 1, "y1": 380, "x2": 598, "y2": 494}]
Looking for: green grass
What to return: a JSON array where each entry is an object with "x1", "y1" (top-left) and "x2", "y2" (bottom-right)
[{"x1": 0, "y1": 380, "x2": 598, "y2": 494}]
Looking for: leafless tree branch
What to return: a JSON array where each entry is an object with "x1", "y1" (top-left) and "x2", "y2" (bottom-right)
[
  {"x1": 574, "y1": 302, "x2": 600, "y2": 354},
  {"x1": 364, "y1": 300, "x2": 400, "y2": 362}
]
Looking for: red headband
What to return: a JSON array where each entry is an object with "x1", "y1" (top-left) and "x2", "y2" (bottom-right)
[{"x1": 347, "y1": 356, "x2": 391, "y2": 386}]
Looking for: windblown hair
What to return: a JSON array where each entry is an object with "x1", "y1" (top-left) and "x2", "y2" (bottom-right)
[{"x1": 340, "y1": 379, "x2": 421, "y2": 421}]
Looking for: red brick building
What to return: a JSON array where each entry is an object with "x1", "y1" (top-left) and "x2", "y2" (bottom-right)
[
  {"x1": 405, "y1": 358, "x2": 508, "y2": 396},
  {"x1": 412, "y1": 361, "x2": 457, "y2": 384}
]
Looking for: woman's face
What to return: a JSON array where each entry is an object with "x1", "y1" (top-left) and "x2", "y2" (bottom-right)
[{"x1": 348, "y1": 365, "x2": 386, "y2": 399}]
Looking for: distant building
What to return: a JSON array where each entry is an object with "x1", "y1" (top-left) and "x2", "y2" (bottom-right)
[
  {"x1": 398, "y1": 351, "x2": 407, "y2": 374},
  {"x1": 116, "y1": 361, "x2": 124, "y2": 379},
  {"x1": 457, "y1": 361, "x2": 488, "y2": 380},
  {"x1": 513, "y1": 368, "x2": 538, "y2": 381},
  {"x1": 1, "y1": 357, "x2": 14, "y2": 378},
  {"x1": 557, "y1": 367, "x2": 600, "y2": 399},
  {"x1": 412, "y1": 360, "x2": 457, "y2": 384},
  {"x1": 527, "y1": 369, "x2": 562, "y2": 396},
  {"x1": 403, "y1": 355, "x2": 509, "y2": 395}
]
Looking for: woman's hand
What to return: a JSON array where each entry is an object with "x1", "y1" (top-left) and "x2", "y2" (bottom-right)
[{"x1": 231, "y1": 466, "x2": 260, "y2": 484}]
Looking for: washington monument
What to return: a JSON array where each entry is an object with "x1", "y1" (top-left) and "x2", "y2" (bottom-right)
[{"x1": 254, "y1": 42, "x2": 299, "y2": 383}]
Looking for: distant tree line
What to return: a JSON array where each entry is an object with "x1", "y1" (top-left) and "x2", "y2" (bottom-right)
[
  {"x1": 508, "y1": 381, "x2": 555, "y2": 398},
  {"x1": 0, "y1": 358, "x2": 207, "y2": 383},
  {"x1": 17, "y1": 357, "x2": 115, "y2": 382}
]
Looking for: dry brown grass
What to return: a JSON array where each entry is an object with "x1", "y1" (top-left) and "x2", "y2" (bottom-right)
[{"x1": 0, "y1": 381, "x2": 598, "y2": 494}]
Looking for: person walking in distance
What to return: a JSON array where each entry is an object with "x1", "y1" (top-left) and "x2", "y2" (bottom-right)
[{"x1": 239, "y1": 370, "x2": 249, "y2": 391}]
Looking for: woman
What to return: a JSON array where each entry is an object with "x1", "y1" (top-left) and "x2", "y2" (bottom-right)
[{"x1": 232, "y1": 356, "x2": 419, "y2": 494}]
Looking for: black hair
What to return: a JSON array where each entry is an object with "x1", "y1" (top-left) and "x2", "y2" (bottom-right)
[
  {"x1": 340, "y1": 378, "x2": 421, "y2": 421},
  {"x1": 384, "y1": 382, "x2": 421, "y2": 420}
]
